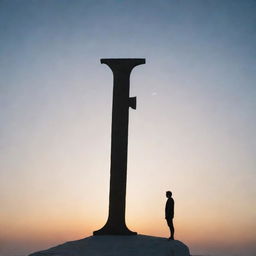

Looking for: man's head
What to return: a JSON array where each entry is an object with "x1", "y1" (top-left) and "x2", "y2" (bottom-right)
[{"x1": 166, "y1": 191, "x2": 172, "y2": 198}]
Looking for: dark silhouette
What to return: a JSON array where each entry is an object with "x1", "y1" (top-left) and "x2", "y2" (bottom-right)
[
  {"x1": 165, "y1": 191, "x2": 175, "y2": 240},
  {"x1": 93, "y1": 58, "x2": 145, "y2": 236}
]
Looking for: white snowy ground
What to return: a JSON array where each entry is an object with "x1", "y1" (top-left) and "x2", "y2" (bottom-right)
[{"x1": 28, "y1": 235, "x2": 190, "y2": 256}]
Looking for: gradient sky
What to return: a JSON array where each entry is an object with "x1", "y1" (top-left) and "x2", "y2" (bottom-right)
[{"x1": 0, "y1": 1, "x2": 256, "y2": 256}]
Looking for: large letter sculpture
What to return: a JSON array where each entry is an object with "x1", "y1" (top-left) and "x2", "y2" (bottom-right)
[{"x1": 93, "y1": 58, "x2": 146, "y2": 235}]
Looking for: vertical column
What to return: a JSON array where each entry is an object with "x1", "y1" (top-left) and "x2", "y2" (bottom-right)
[{"x1": 93, "y1": 58, "x2": 145, "y2": 235}]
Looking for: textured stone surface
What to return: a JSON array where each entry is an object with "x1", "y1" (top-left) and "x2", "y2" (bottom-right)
[{"x1": 29, "y1": 235, "x2": 190, "y2": 256}]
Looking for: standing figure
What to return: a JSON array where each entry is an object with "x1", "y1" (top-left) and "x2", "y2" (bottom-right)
[{"x1": 165, "y1": 191, "x2": 175, "y2": 240}]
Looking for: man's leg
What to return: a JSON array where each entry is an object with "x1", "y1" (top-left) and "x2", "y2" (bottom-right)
[
  {"x1": 167, "y1": 219, "x2": 175, "y2": 240},
  {"x1": 170, "y1": 220, "x2": 174, "y2": 240}
]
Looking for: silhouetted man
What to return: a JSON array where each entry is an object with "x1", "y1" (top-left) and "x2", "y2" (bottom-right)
[{"x1": 165, "y1": 191, "x2": 175, "y2": 240}]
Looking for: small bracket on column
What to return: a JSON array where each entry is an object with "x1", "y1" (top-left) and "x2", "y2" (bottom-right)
[{"x1": 129, "y1": 97, "x2": 137, "y2": 110}]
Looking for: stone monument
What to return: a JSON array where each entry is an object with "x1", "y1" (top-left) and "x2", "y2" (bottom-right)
[{"x1": 93, "y1": 58, "x2": 145, "y2": 236}]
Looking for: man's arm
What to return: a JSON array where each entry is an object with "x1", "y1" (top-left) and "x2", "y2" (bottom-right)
[
  {"x1": 170, "y1": 198, "x2": 174, "y2": 218},
  {"x1": 165, "y1": 199, "x2": 170, "y2": 219}
]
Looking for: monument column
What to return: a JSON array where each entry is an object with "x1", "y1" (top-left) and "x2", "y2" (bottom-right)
[{"x1": 93, "y1": 58, "x2": 145, "y2": 235}]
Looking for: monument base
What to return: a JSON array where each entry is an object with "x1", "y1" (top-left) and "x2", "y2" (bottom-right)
[
  {"x1": 93, "y1": 229, "x2": 137, "y2": 236},
  {"x1": 28, "y1": 235, "x2": 190, "y2": 256},
  {"x1": 93, "y1": 223, "x2": 137, "y2": 236}
]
